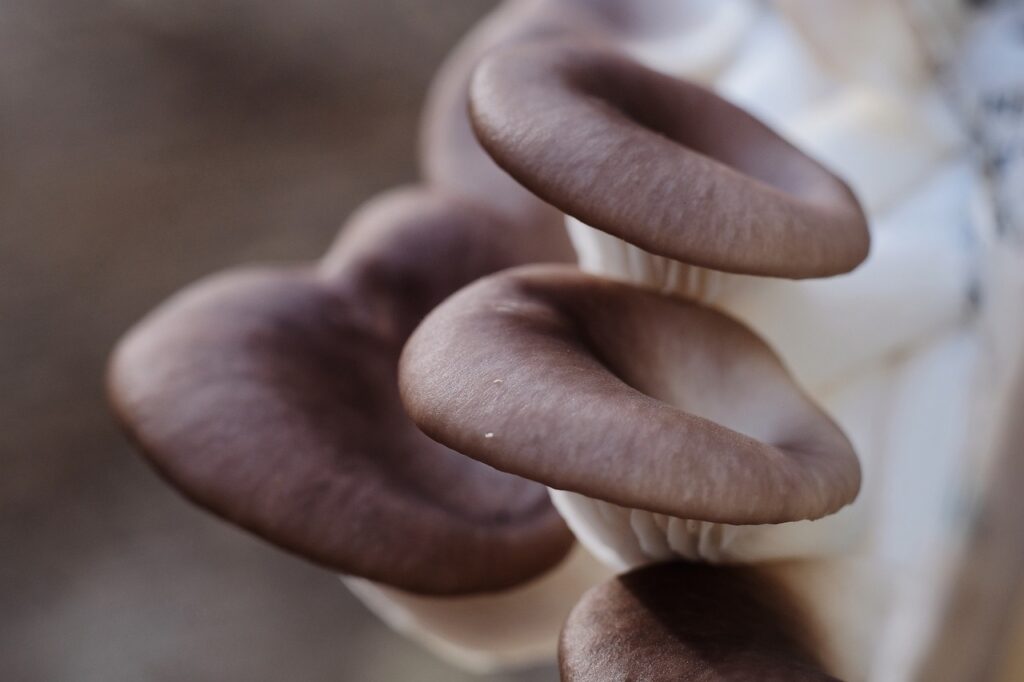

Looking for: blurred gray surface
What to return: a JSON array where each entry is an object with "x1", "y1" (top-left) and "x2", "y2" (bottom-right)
[{"x1": 0, "y1": 1, "x2": 555, "y2": 679}]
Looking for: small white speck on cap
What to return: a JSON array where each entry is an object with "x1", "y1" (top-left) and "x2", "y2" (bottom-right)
[
  {"x1": 492, "y1": 379, "x2": 503, "y2": 384},
  {"x1": 484, "y1": 432, "x2": 494, "y2": 439}
]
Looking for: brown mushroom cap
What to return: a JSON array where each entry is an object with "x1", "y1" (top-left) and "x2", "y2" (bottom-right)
[
  {"x1": 418, "y1": 0, "x2": 578, "y2": 258},
  {"x1": 108, "y1": 188, "x2": 573, "y2": 595},
  {"x1": 560, "y1": 562, "x2": 837, "y2": 680},
  {"x1": 400, "y1": 265, "x2": 860, "y2": 525},
  {"x1": 469, "y1": 40, "x2": 870, "y2": 278}
]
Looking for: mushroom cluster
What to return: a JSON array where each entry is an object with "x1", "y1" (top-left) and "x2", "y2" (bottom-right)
[{"x1": 109, "y1": 0, "x2": 989, "y2": 679}]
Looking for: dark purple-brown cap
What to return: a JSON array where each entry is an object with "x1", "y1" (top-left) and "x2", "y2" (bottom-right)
[
  {"x1": 107, "y1": 188, "x2": 573, "y2": 595},
  {"x1": 560, "y1": 562, "x2": 838, "y2": 680},
  {"x1": 400, "y1": 265, "x2": 860, "y2": 526},
  {"x1": 469, "y1": 40, "x2": 870, "y2": 278}
]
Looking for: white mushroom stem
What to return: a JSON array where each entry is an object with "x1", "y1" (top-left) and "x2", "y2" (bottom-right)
[
  {"x1": 772, "y1": 0, "x2": 963, "y2": 90},
  {"x1": 716, "y1": 6, "x2": 837, "y2": 127},
  {"x1": 567, "y1": 169, "x2": 974, "y2": 392},
  {"x1": 769, "y1": 326, "x2": 980, "y2": 681},
  {"x1": 343, "y1": 546, "x2": 611, "y2": 673},
  {"x1": 610, "y1": 0, "x2": 757, "y2": 83},
  {"x1": 783, "y1": 87, "x2": 963, "y2": 215},
  {"x1": 722, "y1": 172, "x2": 975, "y2": 392}
]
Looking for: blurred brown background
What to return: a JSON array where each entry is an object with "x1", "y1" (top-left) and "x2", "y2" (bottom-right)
[{"x1": 0, "y1": 1, "x2": 560, "y2": 679}]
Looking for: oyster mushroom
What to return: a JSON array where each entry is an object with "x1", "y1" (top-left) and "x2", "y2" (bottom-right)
[
  {"x1": 110, "y1": 0, "x2": 721, "y2": 669},
  {"x1": 107, "y1": 0, "x2": 1002, "y2": 678},
  {"x1": 426, "y1": 3, "x2": 985, "y2": 679},
  {"x1": 447, "y1": 13, "x2": 977, "y2": 577},
  {"x1": 399, "y1": 31, "x2": 872, "y2": 573},
  {"x1": 399, "y1": 265, "x2": 861, "y2": 564},
  {"x1": 469, "y1": 40, "x2": 870, "y2": 278},
  {"x1": 108, "y1": 187, "x2": 601, "y2": 668}
]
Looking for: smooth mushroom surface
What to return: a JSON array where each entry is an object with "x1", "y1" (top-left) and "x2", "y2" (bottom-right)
[
  {"x1": 108, "y1": 188, "x2": 574, "y2": 595},
  {"x1": 400, "y1": 264, "x2": 860, "y2": 527},
  {"x1": 344, "y1": 544, "x2": 611, "y2": 673},
  {"x1": 559, "y1": 562, "x2": 837, "y2": 680},
  {"x1": 470, "y1": 40, "x2": 869, "y2": 278}
]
